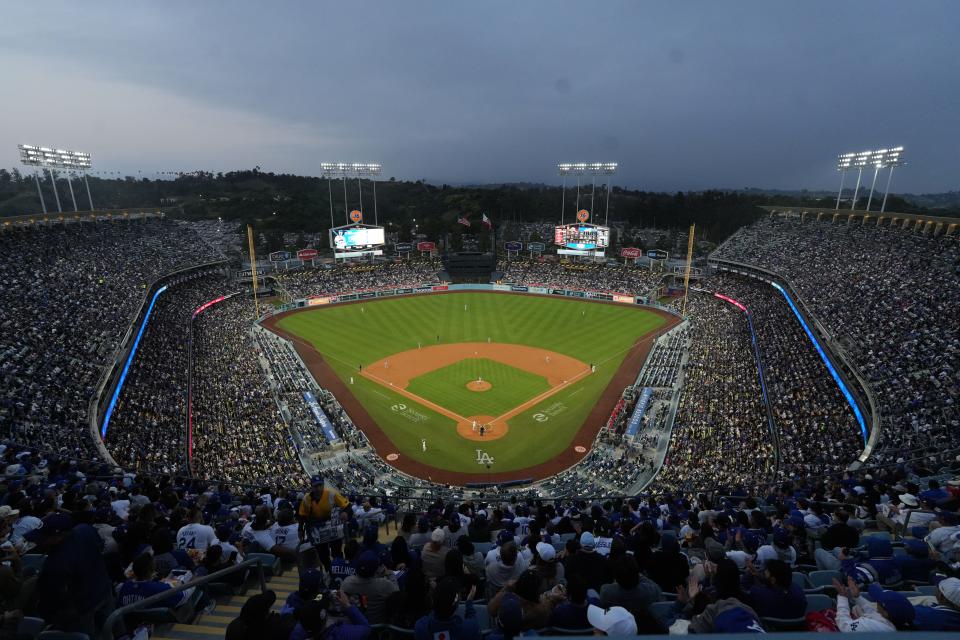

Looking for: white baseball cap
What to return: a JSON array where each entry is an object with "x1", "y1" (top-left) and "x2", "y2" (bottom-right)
[
  {"x1": 536, "y1": 542, "x2": 556, "y2": 562},
  {"x1": 899, "y1": 493, "x2": 919, "y2": 507},
  {"x1": 588, "y1": 605, "x2": 637, "y2": 636},
  {"x1": 939, "y1": 578, "x2": 960, "y2": 608},
  {"x1": 431, "y1": 528, "x2": 446, "y2": 543}
]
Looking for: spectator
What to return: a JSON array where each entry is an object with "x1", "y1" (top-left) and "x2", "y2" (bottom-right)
[
  {"x1": 834, "y1": 579, "x2": 916, "y2": 632},
  {"x1": 340, "y1": 551, "x2": 398, "y2": 625},
  {"x1": 741, "y1": 559, "x2": 805, "y2": 619},
  {"x1": 414, "y1": 577, "x2": 481, "y2": 640},
  {"x1": 421, "y1": 528, "x2": 449, "y2": 580}
]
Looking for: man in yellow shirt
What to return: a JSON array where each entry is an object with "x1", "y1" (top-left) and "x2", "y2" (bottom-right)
[{"x1": 298, "y1": 474, "x2": 350, "y2": 568}]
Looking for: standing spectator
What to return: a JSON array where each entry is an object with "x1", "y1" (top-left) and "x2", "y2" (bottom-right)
[
  {"x1": 30, "y1": 514, "x2": 113, "y2": 637},
  {"x1": 298, "y1": 475, "x2": 350, "y2": 569}
]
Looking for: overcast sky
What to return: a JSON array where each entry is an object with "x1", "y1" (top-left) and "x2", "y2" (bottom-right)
[{"x1": 1, "y1": 1, "x2": 957, "y2": 192}]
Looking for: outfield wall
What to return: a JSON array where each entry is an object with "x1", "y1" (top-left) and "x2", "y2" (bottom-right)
[{"x1": 261, "y1": 282, "x2": 680, "y2": 318}]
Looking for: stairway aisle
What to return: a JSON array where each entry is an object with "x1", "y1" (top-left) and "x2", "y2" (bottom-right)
[{"x1": 153, "y1": 570, "x2": 300, "y2": 640}]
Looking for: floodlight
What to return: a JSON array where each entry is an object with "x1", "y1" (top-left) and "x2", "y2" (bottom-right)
[
  {"x1": 557, "y1": 161, "x2": 618, "y2": 227},
  {"x1": 320, "y1": 161, "x2": 384, "y2": 226},
  {"x1": 835, "y1": 146, "x2": 906, "y2": 212},
  {"x1": 18, "y1": 144, "x2": 95, "y2": 214}
]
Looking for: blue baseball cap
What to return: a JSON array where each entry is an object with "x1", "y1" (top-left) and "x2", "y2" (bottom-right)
[
  {"x1": 868, "y1": 584, "x2": 915, "y2": 626},
  {"x1": 24, "y1": 513, "x2": 73, "y2": 543},
  {"x1": 713, "y1": 607, "x2": 764, "y2": 633},
  {"x1": 356, "y1": 551, "x2": 380, "y2": 578},
  {"x1": 496, "y1": 594, "x2": 524, "y2": 633},
  {"x1": 903, "y1": 539, "x2": 929, "y2": 558},
  {"x1": 496, "y1": 529, "x2": 514, "y2": 546},
  {"x1": 310, "y1": 475, "x2": 324, "y2": 486},
  {"x1": 299, "y1": 568, "x2": 324, "y2": 593}
]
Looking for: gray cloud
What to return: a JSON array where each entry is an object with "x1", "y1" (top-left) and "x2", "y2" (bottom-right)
[{"x1": 0, "y1": 0, "x2": 957, "y2": 192}]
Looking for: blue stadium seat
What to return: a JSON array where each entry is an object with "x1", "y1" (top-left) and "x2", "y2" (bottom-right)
[
  {"x1": 792, "y1": 571, "x2": 812, "y2": 590},
  {"x1": 475, "y1": 542, "x2": 493, "y2": 555},
  {"x1": 457, "y1": 603, "x2": 490, "y2": 630},
  {"x1": 16, "y1": 617, "x2": 45, "y2": 640},
  {"x1": 917, "y1": 585, "x2": 937, "y2": 596},
  {"x1": 808, "y1": 570, "x2": 842, "y2": 590},
  {"x1": 761, "y1": 616, "x2": 806, "y2": 631},
  {"x1": 805, "y1": 593, "x2": 834, "y2": 613},
  {"x1": 547, "y1": 627, "x2": 594, "y2": 636},
  {"x1": 650, "y1": 600, "x2": 678, "y2": 625},
  {"x1": 245, "y1": 552, "x2": 282, "y2": 577}
]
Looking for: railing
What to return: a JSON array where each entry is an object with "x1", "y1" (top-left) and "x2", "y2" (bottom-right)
[{"x1": 101, "y1": 557, "x2": 268, "y2": 640}]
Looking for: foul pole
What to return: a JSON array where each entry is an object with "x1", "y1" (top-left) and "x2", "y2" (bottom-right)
[
  {"x1": 681, "y1": 223, "x2": 696, "y2": 317},
  {"x1": 246, "y1": 225, "x2": 261, "y2": 319}
]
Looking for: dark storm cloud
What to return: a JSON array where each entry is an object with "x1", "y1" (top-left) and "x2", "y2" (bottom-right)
[{"x1": 1, "y1": 0, "x2": 957, "y2": 192}]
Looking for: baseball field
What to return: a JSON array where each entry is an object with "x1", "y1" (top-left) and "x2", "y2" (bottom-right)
[{"x1": 266, "y1": 292, "x2": 670, "y2": 483}]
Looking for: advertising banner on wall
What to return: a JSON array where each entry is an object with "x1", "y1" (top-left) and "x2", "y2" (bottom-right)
[
  {"x1": 625, "y1": 387, "x2": 654, "y2": 438},
  {"x1": 527, "y1": 242, "x2": 546, "y2": 252},
  {"x1": 619, "y1": 247, "x2": 642, "y2": 259},
  {"x1": 297, "y1": 249, "x2": 319, "y2": 261},
  {"x1": 417, "y1": 241, "x2": 436, "y2": 252},
  {"x1": 302, "y1": 391, "x2": 340, "y2": 442},
  {"x1": 395, "y1": 242, "x2": 413, "y2": 253},
  {"x1": 504, "y1": 241, "x2": 522, "y2": 252},
  {"x1": 269, "y1": 251, "x2": 291, "y2": 262}
]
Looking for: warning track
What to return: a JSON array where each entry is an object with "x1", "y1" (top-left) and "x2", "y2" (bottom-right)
[{"x1": 261, "y1": 291, "x2": 679, "y2": 485}]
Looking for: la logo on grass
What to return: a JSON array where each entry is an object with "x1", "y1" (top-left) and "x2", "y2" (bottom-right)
[{"x1": 475, "y1": 450, "x2": 495, "y2": 465}]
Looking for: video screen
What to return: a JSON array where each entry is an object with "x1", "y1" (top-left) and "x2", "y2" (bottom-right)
[
  {"x1": 331, "y1": 226, "x2": 385, "y2": 249},
  {"x1": 554, "y1": 224, "x2": 610, "y2": 250}
]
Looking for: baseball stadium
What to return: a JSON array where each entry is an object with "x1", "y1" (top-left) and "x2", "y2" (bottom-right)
[{"x1": 2, "y1": 3, "x2": 960, "y2": 637}]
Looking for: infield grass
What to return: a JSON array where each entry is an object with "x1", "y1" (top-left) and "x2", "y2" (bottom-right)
[
  {"x1": 407, "y1": 358, "x2": 550, "y2": 418},
  {"x1": 276, "y1": 293, "x2": 665, "y2": 475}
]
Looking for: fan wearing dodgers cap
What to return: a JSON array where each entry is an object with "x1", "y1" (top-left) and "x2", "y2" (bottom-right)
[
  {"x1": 833, "y1": 576, "x2": 915, "y2": 632},
  {"x1": 913, "y1": 577, "x2": 960, "y2": 631}
]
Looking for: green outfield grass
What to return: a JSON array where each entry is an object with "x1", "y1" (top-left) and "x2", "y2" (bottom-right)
[
  {"x1": 276, "y1": 293, "x2": 665, "y2": 475},
  {"x1": 406, "y1": 358, "x2": 550, "y2": 418}
]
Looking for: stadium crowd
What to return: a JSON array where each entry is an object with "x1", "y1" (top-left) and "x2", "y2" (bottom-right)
[
  {"x1": 191, "y1": 296, "x2": 307, "y2": 487},
  {"x1": 498, "y1": 259, "x2": 663, "y2": 295},
  {"x1": 105, "y1": 272, "x2": 230, "y2": 475},
  {"x1": 0, "y1": 220, "x2": 218, "y2": 459},
  {"x1": 1, "y1": 439, "x2": 960, "y2": 637},
  {"x1": 656, "y1": 292, "x2": 773, "y2": 493},
  {"x1": 273, "y1": 261, "x2": 441, "y2": 300},
  {"x1": 714, "y1": 218, "x2": 959, "y2": 465},
  {"x1": 710, "y1": 273, "x2": 864, "y2": 481}
]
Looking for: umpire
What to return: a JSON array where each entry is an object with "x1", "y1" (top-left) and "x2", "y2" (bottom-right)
[{"x1": 297, "y1": 474, "x2": 350, "y2": 570}]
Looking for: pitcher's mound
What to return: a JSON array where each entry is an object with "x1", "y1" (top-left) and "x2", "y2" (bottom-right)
[
  {"x1": 466, "y1": 380, "x2": 492, "y2": 392},
  {"x1": 457, "y1": 414, "x2": 508, "y2": 441}
]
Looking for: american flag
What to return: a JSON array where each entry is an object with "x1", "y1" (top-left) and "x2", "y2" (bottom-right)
[
  {"x1": 482, "y1": 213, "x2": 492, "y2": 229},
  {"x1": 457, "y1": 215, "x2": 470, "y2": 226}
]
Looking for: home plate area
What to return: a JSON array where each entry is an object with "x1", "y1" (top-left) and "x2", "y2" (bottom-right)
[{"x1": 360, "y1": 342, "x2": 591, "y2": 443}]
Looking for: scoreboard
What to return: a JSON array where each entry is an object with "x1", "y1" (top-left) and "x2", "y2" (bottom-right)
[{"x1": 554, "y1": 223, "x2": 610, "y2": 250}]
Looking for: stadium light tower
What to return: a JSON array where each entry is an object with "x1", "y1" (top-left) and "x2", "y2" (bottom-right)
[
  {"x1": 557, "y1": 162, "x2": 617, "y2": 225},
  {"x1": 18, "y1": 144, "x2": 94, "y2": 213},
  {"x1": 836, "y1": 149, "x2": 872, "y2": 211},
  {"x1": 875, "y1": 147, "x2": 905, "y2": 213},
  {"x1": 321, "y1": 162, "x2": 382, "y2": 225}
]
